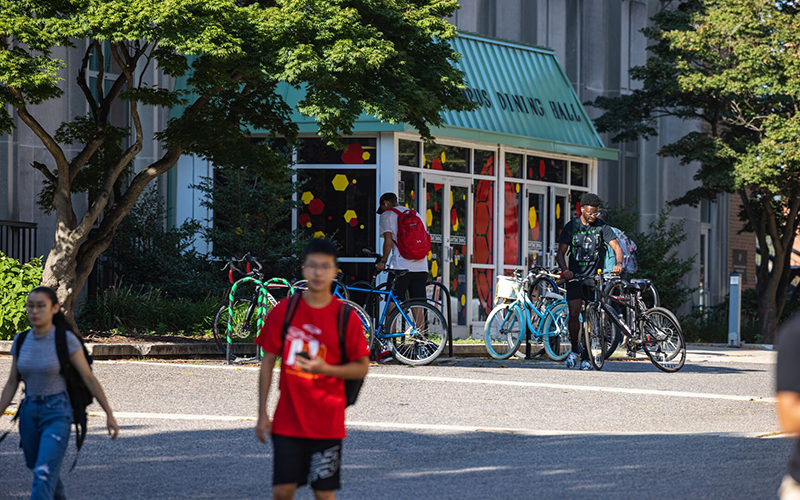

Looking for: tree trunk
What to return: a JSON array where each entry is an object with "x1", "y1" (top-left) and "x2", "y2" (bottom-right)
[{"x1": 758, "y1": 289, "x2": 780, "y2": 345}]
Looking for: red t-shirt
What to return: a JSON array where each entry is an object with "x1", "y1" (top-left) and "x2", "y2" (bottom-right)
[{"x1": 256, "y1": 296, "x2": 370, "y2": 440}]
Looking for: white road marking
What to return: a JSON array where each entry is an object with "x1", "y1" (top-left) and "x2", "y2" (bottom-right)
[
  {"x1": 2, "y1": 407, "x2": 775, "y2": 438},
  {"x1": 99, "y1": 360, "x2": 777, "y2": 403}
]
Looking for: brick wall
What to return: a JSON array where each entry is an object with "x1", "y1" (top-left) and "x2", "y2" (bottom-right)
[{"x1": 728, "y1": 196, "x2": 756, "y2": 290}]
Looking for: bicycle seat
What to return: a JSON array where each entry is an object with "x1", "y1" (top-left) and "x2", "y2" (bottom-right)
[
  {"x1": 387, "y1": 269, "x2": 409, "y2": 278},
  {"x1": 628, "y1": 278, "x2": 652, "y2": 291}
]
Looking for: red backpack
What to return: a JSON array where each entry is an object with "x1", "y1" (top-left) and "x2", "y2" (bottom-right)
[{"x1": 389, "y1": 208, "x2": 431, "y2": 260}]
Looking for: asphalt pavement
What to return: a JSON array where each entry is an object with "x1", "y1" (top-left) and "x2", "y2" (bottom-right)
[{"x1": 0, "y1": 349, "x2": 790, "y2": 499}]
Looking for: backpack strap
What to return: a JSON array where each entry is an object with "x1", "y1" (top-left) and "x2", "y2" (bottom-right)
[
  {"x1": 338, "y1": 302, "x2": 352, "y2": 365},
  {"x1": 14, "y1": 329, "x2": 30, "y2": 383},
  {"x1": 280, "y1": 293, "x2": 303, "y2": 349},
  {"x1": 55, "y1": 325, "x2": 69, "y2": 374}
]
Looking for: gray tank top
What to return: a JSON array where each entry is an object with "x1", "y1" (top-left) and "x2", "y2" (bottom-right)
[{"x1": 11, "y1": 327, "x2": 83, "y2": 397}]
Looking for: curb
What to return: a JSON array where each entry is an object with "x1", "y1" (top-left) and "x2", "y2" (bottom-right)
[
  {"x1": 0, "y1": 340, "x2": 492, "y2": 360},
  {"x1": 0, "y1": 340, "x2": 775, "y2": 360}
]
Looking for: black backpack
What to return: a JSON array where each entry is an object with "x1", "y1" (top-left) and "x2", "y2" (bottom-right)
[
  {"x1": 280, "y1": 294, "x2": 364, "y2": 407},
  {"x1": 2, "y1": 326, "x2": 94, "y2": 470}
]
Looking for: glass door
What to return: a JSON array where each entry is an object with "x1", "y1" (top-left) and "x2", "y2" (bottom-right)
[
  {"x1": 423, "y1": 174, "x2": 471, "y2": 337},
  {"x1": 525, "y1": 186, "x2": 548, "y2": 269},
  {"x1": 549, "y1": 187, "x2": 570, "y2": 269}
]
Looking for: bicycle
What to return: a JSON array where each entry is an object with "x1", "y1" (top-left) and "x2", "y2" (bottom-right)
[
  {"x1": 581, "y1": 273, "x2": 686, "y2": 372},
  {"x1": 343, "y1": 249, "x2": 449, "y2": 366},
  {"x1": 483, "y1": 269, "x2": 571, "y2": 361},
  {"x1": 603, "y1": 277, "x2": 661, "y2": 357},
  {"x1": 212, "y1": 254, "x2": 293, "y2": 363}
]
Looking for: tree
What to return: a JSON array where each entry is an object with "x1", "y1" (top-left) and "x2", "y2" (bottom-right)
[
  {"x1": 0, "y1": 0, "x2": 472, "y2": 325},
  {"x1": 590, "y1": 0, "x2": 800, "y2": 343}
]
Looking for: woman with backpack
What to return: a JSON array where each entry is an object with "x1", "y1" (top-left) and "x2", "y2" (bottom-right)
[{"x1": 0, "y1": 286, "x2": 119, "y2": 499}]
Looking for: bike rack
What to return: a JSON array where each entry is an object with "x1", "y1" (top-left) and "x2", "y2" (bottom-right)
[{"x1": 426, "y1": 280, "x2": 454, "y2": 358}]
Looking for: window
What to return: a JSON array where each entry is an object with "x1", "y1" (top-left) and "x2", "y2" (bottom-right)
[
  {"x1": 296, "y1": 169, "x2": 376, "y2": 257},
  {"x1": 570, "y1": 162, "x2": 588, "y2": 187},
  {"x1": 474, "y1": 149, "x2": 495, "y2": 176},
  {"x1": 504, "y1": 153, "x2": 523, "y2": 179},
  {"x1": 424, "y1": 143, "x2": 470, "y2": 173},
  {"x1": 297, "y1": 138, "x2": 377, "y2": 165},
  {"x1": 399, "y1": 170, "x2": 420, "y2": 211},
  {"x1": 527, "y1": 156, "x2": 566, "y2": 183},
  {"x1": 399, "y1": 140, "x2": 420, "y2": 168}
]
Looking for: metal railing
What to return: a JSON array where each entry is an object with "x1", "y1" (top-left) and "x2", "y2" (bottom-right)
[{"x1": 0, "y1": 220, "x2": 38, "y2": 263}]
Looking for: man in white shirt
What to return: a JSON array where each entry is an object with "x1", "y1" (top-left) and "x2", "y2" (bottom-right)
[{"x1": 376, "y1": 192, "x2": 429, "y2": 300}]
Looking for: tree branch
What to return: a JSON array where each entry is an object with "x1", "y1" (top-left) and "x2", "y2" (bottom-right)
[
  {"x1": 73, "y1": 41, "x2": 147, "y2": 239},
  {"x1": 31, "y1": 161, "x2": 56, "y2": 183},
  {"x1": 76, "y1": 42, "x2": 99, "y2": 122}
]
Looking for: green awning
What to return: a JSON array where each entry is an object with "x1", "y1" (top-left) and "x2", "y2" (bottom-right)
[{"x1": 170, "y1": 31, "x2": 617, "y2": 160}]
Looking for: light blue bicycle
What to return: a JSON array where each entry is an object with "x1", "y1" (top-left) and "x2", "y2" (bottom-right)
[{"x1": 484, "y1": 269, "x2": 571, "y2": 361}]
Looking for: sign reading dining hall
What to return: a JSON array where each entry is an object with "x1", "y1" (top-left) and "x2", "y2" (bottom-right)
[{"x1": 461, "y1": 87, "x2": 582, "y2": 123}]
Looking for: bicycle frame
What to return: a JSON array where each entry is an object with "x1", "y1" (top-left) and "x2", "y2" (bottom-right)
[
  {"x1": 345, "y1": 284, "x2": 417, "y2": 340},
  {"x1": 499, "y1": 290, "x2": 567, "y2": 343}
]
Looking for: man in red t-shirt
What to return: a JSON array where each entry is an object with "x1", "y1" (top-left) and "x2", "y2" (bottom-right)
[{"x1": 255, "y1": 239, "x2": 370, "y2": 500}]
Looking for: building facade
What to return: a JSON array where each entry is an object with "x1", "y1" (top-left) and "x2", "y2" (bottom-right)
[
  {"x1": 170, "y1": 32, "x2": 619, "y2": 338},
  {"x1": 446, "y1": 0, "x2": 748, "y2": 308}
]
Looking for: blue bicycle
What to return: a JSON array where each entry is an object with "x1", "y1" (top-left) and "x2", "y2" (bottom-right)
[
  {"x1": 343, "y1": 250, "x2": 449, "y2": 366},
  {"x1": 484, "y1": 269, "x2": 571, "y2": 361}
]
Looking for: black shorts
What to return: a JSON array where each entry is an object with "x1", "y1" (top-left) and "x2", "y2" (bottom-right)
[
  {"x1": 272, "y1": 435, "x2": 342, "y2": 491},
  {"x1": 386, "y1": 271, "x2": 427, "y2": 300},
  {"x1": 566, "y1": 281, "x2": 595, "y2": 302}
]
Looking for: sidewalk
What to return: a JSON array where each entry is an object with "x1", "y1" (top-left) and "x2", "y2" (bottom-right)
[{"x1": 0, "y1": 340, "x2": 779, "y2": 362}]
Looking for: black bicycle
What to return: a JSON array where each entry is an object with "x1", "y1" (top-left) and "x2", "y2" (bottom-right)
[{"x1": 583, "y1": 274, "x2": 686, "y2": 372}]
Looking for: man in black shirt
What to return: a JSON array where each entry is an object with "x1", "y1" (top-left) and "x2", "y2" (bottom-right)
[
  {"x1": 556, "y1": 193, "x2": 623, "y2": 370},
  {"x1": 776, "y1": 314, "x2": 800, "y2": 499}
]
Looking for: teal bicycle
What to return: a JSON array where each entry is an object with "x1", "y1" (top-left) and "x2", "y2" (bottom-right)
[{"x1": 484, "y1": 269, "x2": 570, "y2": 361}]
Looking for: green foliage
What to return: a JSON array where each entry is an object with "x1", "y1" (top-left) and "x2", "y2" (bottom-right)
[
  {"x1": 79, "y1": 285, "x2": 219, "y2": 336},
  {"x1": 0, "y1": 252, "x2": 43, "y2": 340},
  {"x1": 590, "y1": 0, "x2": 800, "y2": 339},
  {"x1": 681, "y1": 289, "x2": 800, "y2": 344},
  {"x1": 0, "y1": 0, "x2": 474, "y2": 318},
  {"x1": 104, "y1": 188, "x2": 222, "y2": 300},
  {"x1": 194, "y1": 163, "x2": 308, "y2": 282},
  {"x1": 608, "y1": 206, "x2": 696, "y2": 313}
]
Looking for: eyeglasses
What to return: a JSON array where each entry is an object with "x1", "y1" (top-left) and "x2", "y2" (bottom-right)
[
  {"x1": 582, "y1": 208, "x2": 599, "y2": 218},
  {"x1": 303, "y1": 263, "x2": 336, "y2": 272}
]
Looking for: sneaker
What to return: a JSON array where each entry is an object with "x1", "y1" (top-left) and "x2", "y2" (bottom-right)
[
  {"x1": 564, "y1": 352, "x2": 580, "y2": 369},
  {"x1": 377, "y1": 349, "x2": 394, "y2": 364},
  {"x1": 580, "y1": 360, "x2": 593, "y2": 371}
]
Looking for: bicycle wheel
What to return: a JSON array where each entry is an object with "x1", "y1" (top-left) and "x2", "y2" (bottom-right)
[
  {"x1": 385, "y1": 299, "x2": 448, "y2": 366},
  {"x1": 642, "y1": 307, "x2": 686, "y2": 372},
  {"x1": 213, "y1": 299, "x2": 257, "y2": 356},
  {"x1": 529, "y1": 276, "x2": 560, "y2": 308},
  {"x1": 541, "y1": 301, "x2": 571, "y2": 361},
  {"x1": 484, "y1": 302, "x2": 524, "y2": 360},
  {"x1": 582, "y1": 304, "x2": 606, "y2": 370},
  {"x1": 642, "y1": 283, "x2": 660, "y2": 309},
  {"x1": 339, "y1": 299, "x2": 374, "y2": 351}
]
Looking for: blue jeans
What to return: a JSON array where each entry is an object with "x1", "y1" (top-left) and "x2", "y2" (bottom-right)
[{"x1": 19, "y1": 392, "x2": 73, "y2": 500}]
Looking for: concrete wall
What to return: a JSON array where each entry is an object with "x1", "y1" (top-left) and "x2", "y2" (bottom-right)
[{"x1": 451, "y1": 0, "x2": 726, "y2": 309}]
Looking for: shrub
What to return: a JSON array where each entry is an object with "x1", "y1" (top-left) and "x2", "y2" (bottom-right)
[
  {"x1": 103, "y1": 188, "x2": 223, "y2": 300},
  {"x1": 0, "y1": 252, "x2": 43, "y2": 340},
  {"x1": 79, "y1": 284, "x2": 219, "y2": 336},
  {"x1": 607, "y1": 206, "x2": 697, "y2": 314}
]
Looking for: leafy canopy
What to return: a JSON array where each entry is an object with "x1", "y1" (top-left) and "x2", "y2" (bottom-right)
[{"x1": 0, "y1": 0, "x2": 471, "y2": 176}]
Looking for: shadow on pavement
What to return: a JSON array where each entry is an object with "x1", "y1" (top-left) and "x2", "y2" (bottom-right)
[{"x1": 0, "y1": 422, "x2": 791, "y2": 499}]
